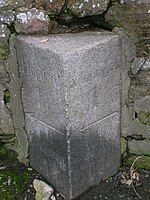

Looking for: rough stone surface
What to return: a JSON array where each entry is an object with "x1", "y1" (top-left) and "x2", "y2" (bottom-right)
[
  {"x1": 0, "y1": 10, "x2": 15, "y2": 24},
  {"x1": 128, "y1": 139, "x2": 150, "y2": 155},
  {"x1": 121, "y1": 105, "x2": 150, "y2": 139},
  {"x1": 6, "y1": 34, "x2": 28, "y2": 163},
  {"x1": 16, "y1": 31, "x2": 121, "y2": 199},
  {"x1": 35, "y1": 0, "x2": 65, "y2": 14},
  {"x1": 0, "y1": 84, "x2": 14, "y2": 135},
  {"x1": 68, "y1": 0, "x2": 109, "y2": 17},
  {"x1": 15, "y1": 8, "x2": 49, "y2": 34},
  {"x1": 129, "y1": 71, "x2": 150, "y2": 99},
  {"x1": 0, "y1": 23, "x2": 10, "y2": 60},
  {"x1": 0, "y1": 0, "x2": 33, "y2": 10},
  {"x1": 113, "y1": 27, "x2": 135, "y2": 105},
  {"x1": 134, "y1": 96, "x2": 150, "y2": 113},
  {"x1": 0, "y1": 22, "x2": 14, "y2": 137},
  {"x1": 0, "y1": 23, "x2": 10, "y2": 38}
]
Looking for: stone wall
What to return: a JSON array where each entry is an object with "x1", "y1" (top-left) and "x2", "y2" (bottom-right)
[
  {"x1": 0, "y1": 0, "x2": 149, "y2": 164},
  {"x1": 106, "y1": 0, "x2": 150, "y2": 164}
]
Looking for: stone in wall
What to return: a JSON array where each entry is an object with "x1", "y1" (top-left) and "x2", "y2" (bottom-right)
[
  {"x1": 121, "y1": 106, "x2": 150, "y2": 139},
  {"x1": 128, "y1": 139, "x2": 150, "y2": 156},
  {"x1": 0, "y1": 24, "x2": 9, "y2": 60},
  {"x1": 0, "y1": 85, "x2": 14, "y2": 136},
  {"x1": 15, "y1": 8, "x2": 49, "y2": 34},
  {"x1": 129, "y1": 61, "x2": 150, "y2": 123},
  {"x1": 35, "y1": 0, "x2": 65, "y2": 14},
  {"x1": 68, "y1": 0, "x2": 109, "y2": 17},
  {"x1": 0, "y1": 23, "x2": 9, "y2": 38},
  {"x1": 0, "y1": 10, "x2": 15, "y2": 25},
  {"x1": 0, "y1": 0, "x2": 33, "y2": 10},
  {"x1": 107, "y1": 1, "x2": 150, "y2": 142},
  {"x1": 113, "y1": 27, "x2": 136, "y2": 105},
  {"x1": 121, "y1": 56, "x2": 150, "y2": 138},
  {"x1": 106, "y1": 0, "x2": 150, "y2": 57},
  {"x1": 5, "y1": 34, "x2": 28, "y2": 163},
  {"x1": 0, "y1": 23, "x2": 14, "y2": 137}
]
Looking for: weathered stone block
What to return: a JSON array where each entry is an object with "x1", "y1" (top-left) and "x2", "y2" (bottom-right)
[{"x1": 16, "y1": 31, "x2": 121, "y2": 199}]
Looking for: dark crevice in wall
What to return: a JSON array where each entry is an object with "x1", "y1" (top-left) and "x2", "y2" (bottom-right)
[
  {"x1": 48, "y1": 0, "x2": 114, "y2": 32},
  {"x1": 126, "y1": 135, "x2": 145, "y2": 141},
  {"x1": 6, "y1": 22, "x2": 16, "y2": 35},
  {"x1": 3, "y1": 89, "x2": 11, "y2": 105},
  {"x1": 50, "y1": 14, "x2": 113, "y2": 32},
  {"x1": 134, "y1": 112, "x2": 138, "y2": 119}
]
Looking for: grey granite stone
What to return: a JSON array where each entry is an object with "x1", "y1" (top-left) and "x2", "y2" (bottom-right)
[
  {"x1": 128, "y1": 139, "x2": 150, "y2": 155},
  {"x1": 16, "y1": 31, "x2": 122, "y2": 199}
]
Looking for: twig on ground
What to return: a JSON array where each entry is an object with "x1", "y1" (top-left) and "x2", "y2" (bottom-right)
[{"x1": 130, "y1": 155, "x2": 143, "y2": 199}]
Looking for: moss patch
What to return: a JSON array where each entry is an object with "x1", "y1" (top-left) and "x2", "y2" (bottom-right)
[
  {"x1": 0, "y1": 41, "x2": 9, "y2": 60},
  {"x1": 137, "y1": 111, "x2": 150, "y2": 126},
  {"x1": 0, "y1": 144, "x2": 30, "y2": 200},
  {"x1": 121, "y1": 137, "x2": 127, "y2": 155},
  {"x1": 3, "y1": 89, "x2": 11, "y2": 104},
  {"x1": 124, "y1": 155, "x2": 150, "y2": 170}
]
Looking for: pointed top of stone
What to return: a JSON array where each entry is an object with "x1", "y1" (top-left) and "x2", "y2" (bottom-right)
[{"x1": 17, "y1": 31, "x2": 120, "y2": 55}]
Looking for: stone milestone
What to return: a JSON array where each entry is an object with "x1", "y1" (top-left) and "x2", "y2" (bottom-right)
[{"x1": 16, "y1": 31, "x2": 122, "y2": 199}]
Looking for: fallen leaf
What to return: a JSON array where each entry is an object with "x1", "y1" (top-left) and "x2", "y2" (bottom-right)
[{"x1": 40, "y1": 38, "x2": 49, "y2": 44}]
